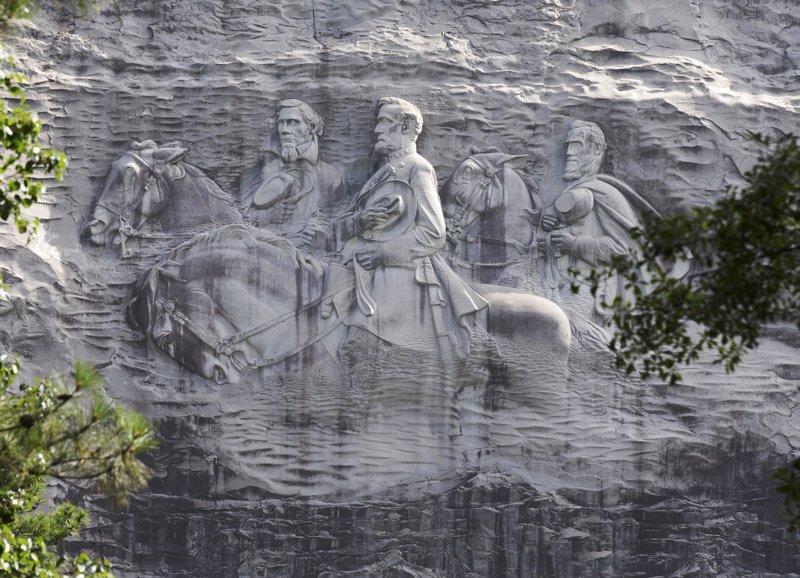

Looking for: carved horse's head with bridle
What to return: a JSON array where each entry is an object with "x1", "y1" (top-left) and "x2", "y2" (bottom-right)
[
  {"x1": 82, "y1": 141, "x2": 188, "y2": 250},
  {"x1": 82, "y1": 140, "x2": 241, "y2": 255},
  {"x1": 440, "y1": 149, "x2": 541, "y2": 284}
]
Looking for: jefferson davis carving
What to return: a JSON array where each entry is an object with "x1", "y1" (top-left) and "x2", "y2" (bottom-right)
[
  {"x1": 325, "y1": 97, "x2": 489, "y2": 357},
  {"x1": 240, "y1": 99, "x2": 347, "y2": 250},
  {"x1": 538, "y1": 120, "x2": 657, "y2": 315}
]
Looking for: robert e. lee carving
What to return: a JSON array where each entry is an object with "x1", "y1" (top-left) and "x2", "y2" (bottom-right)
[
  {"x1": 84, "y1": 99, "x2": 651, "y2": 389},
  {"x1": 327, "y1": 97, "x2": 489, "y2": 357}
]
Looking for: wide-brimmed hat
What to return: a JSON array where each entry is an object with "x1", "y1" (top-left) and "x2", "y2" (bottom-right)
[
  {"x1": 359, "y1": 179, "x2": 417, "y2": 242},
  {"x1": 554, "y1": 186, "x2": 594, "y2": 224}
]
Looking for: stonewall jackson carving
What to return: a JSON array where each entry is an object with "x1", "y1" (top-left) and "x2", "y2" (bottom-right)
[{"x1": 537, "y1": 121, "x2": 660, "y2": 317}]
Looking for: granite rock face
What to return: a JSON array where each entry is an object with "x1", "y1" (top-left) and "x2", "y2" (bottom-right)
[{"x1": 2, "y1": 0, "x2": 800, "y2": 576}]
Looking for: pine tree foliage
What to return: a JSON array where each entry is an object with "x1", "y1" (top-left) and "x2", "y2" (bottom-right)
[
  {"x1": 0, "y1": 53, "x2": 66, "y2": 233},
  {"x1": 0, "y1": 356, "x2": 156, "y2": 577}
]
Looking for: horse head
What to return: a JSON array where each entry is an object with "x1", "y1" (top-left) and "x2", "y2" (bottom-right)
[
  {"x1": 82, "y1": 140, "x2": 188, "y2": 248},
  {"x1": 442, "y1": 149, "x2": 540, "y2": 251}
]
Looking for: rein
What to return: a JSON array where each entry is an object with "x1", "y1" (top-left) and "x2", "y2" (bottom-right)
[
  {"x1": 447, "y1": 219, "x2": 536, "y2": 269},
  {"x1": 99, "y1": 152, "x2": 176, "y2": 255},
  {"x1": 156, "y1": 270, "x2": 355, "y2": 369},
  {"x1": 448, "y1": 253, "x2": 526, "y2": 271}
]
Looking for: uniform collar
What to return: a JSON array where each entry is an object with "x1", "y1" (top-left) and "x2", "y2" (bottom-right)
[
  {"x1": 291, "y1": 139, "x2": 319, "y2": 164},
  {"x1": 384, "y1": 143, "x2": 416, "y2": 163}
]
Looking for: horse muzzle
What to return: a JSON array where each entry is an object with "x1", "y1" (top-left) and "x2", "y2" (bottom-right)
[{"x1": 83, "y1": 216, "x2": 120, "y2": 247}]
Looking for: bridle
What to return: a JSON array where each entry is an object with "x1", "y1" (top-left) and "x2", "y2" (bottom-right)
[
  {"x1": 446, "y1": 157, "x2": 535, "y2": 269},
  {"x1": 96, "y1": 151, "x2": 174, "y2": 257}
]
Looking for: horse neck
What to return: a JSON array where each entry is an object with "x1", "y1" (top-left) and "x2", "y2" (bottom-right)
[
  {"x1": 489, "y1": 170, "x2": 534, "y2": 245},
  {"x1": 179, "y1": 230, "x2": 319, "y2": 325},
  {"x1": 156, "y1": 165, "x2": 232, "y2": 225},
  {"x1": 183, "y1": 164, "x2": 241, "y2": 219}
]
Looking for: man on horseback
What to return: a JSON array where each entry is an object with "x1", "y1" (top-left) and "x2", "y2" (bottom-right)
[
  {"x1": 240, "y1": 99, "x2": 347, "y2": 250},
  {"x1": 326, "y1": 97, "x2": 488, "y2": 357},
  {"x1": 536, "y1": 120, "x2": 657, "y2": 317}
]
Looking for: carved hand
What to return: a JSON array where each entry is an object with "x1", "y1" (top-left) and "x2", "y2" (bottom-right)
[
  {"x1": 540, "y1": 214, "x2": 559, "y2": 232},
  {"x1": 549, "y1": 231, "x2": 577, "y2": 253},
  {"x1": 297, "y1": 224, "x2": 326, "y2": 247},
  {"x1": 523, "y1": 207, "x2": 541, "y2": 226},
  {"x1": 355, "y1": 249, "x2": 383, "y2": 270},
  {"x1": 358, "y1": 208, "x2": 389, "y2": 231}
]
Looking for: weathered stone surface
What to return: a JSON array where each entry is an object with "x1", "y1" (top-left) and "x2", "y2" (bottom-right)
[{"x1": 2, "y1": 0, "x2": 799, "y2": 576}]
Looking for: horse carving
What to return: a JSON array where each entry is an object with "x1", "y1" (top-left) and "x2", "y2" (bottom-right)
[
  {"x1": 127, "y1": 223, "x2": 571, "y2": 405},
  {"x1": 82, "y1": 140, "x2": 242, "y2": 256},
  {"x1": 441, "y1": 150, "x2": 541, "y2": 286}
]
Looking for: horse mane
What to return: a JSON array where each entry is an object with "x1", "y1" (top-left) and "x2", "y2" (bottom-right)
[
  {"x1": 128, "y1": 140, "x2": 239, "y2": 211},
  {"x1": 179, "y1": 164, "x2": 239, "y2": 208},
  {"x1": 502, "y1": 165, "x2": 539, "y2": 212},
  {"x1": 128, "y1": 223, "x2": 321, "y2": 331},
  {"x1": 159, "y1": 224, "x2": 299, "y2": 265}
]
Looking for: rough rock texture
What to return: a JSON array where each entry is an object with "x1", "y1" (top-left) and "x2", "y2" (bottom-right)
[{"x1": 1, "y1": 0, "x2": 799, "y2": 576}]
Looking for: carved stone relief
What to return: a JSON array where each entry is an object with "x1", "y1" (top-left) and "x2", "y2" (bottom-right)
[
  {"x1": 123, "y1": 98, "x2": 571, "y2": 394},
  {"x1": 71, "y1": 92, "x2": 676, "y2": 511},
  {"x1": 441, "y1": 149, "x2": 540, "y2": 287},
  {"x1": 82, "y1": 140, "x2": 243, "y2": 258},
  {"x1": 77, "y1": 97, "x2": 587, "y2": 496},
  {"x1": 239, "y1": 99, "x2": 347, "y2": 252},
  {"x1": 534, "y1": 120, "x2": 658, "y2": 319}
]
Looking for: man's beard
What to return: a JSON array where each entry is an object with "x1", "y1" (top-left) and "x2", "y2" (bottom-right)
[
  {"x1": 280, "y1": 142, "x2": 300, "y2": 162},
  {"x1": 563, "y1": 158, "x2": 583, "y2": 181}
]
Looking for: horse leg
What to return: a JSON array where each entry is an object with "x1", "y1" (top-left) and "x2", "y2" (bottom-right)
[{"x1": 472, "y1": 283, "x2": 570, "y2": 410}]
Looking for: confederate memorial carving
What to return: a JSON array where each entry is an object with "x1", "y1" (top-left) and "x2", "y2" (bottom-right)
[
  {"x1": 22, "y1": 2, "x2": 800, "y2": 572},
  {"x1": 441, "y1": 149, "x2": 540, "y2": 286},
  {"x1": 328, "y1": 97, "x2": 489, "y2": 358},
  {"x1": 122, "y1": 98, "x2": 571, "y2": 404}
]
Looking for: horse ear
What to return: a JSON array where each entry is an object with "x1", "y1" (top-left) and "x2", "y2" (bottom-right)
[
  {"x1": 132, "y1": 140, "x2": 158, "y2": 151},
  {"x1": 497, "y1": 154, "x2": 528, "y2": 170},
  {"x1": 154, "y1": 147, "x2": 188, "y2": 165}
]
